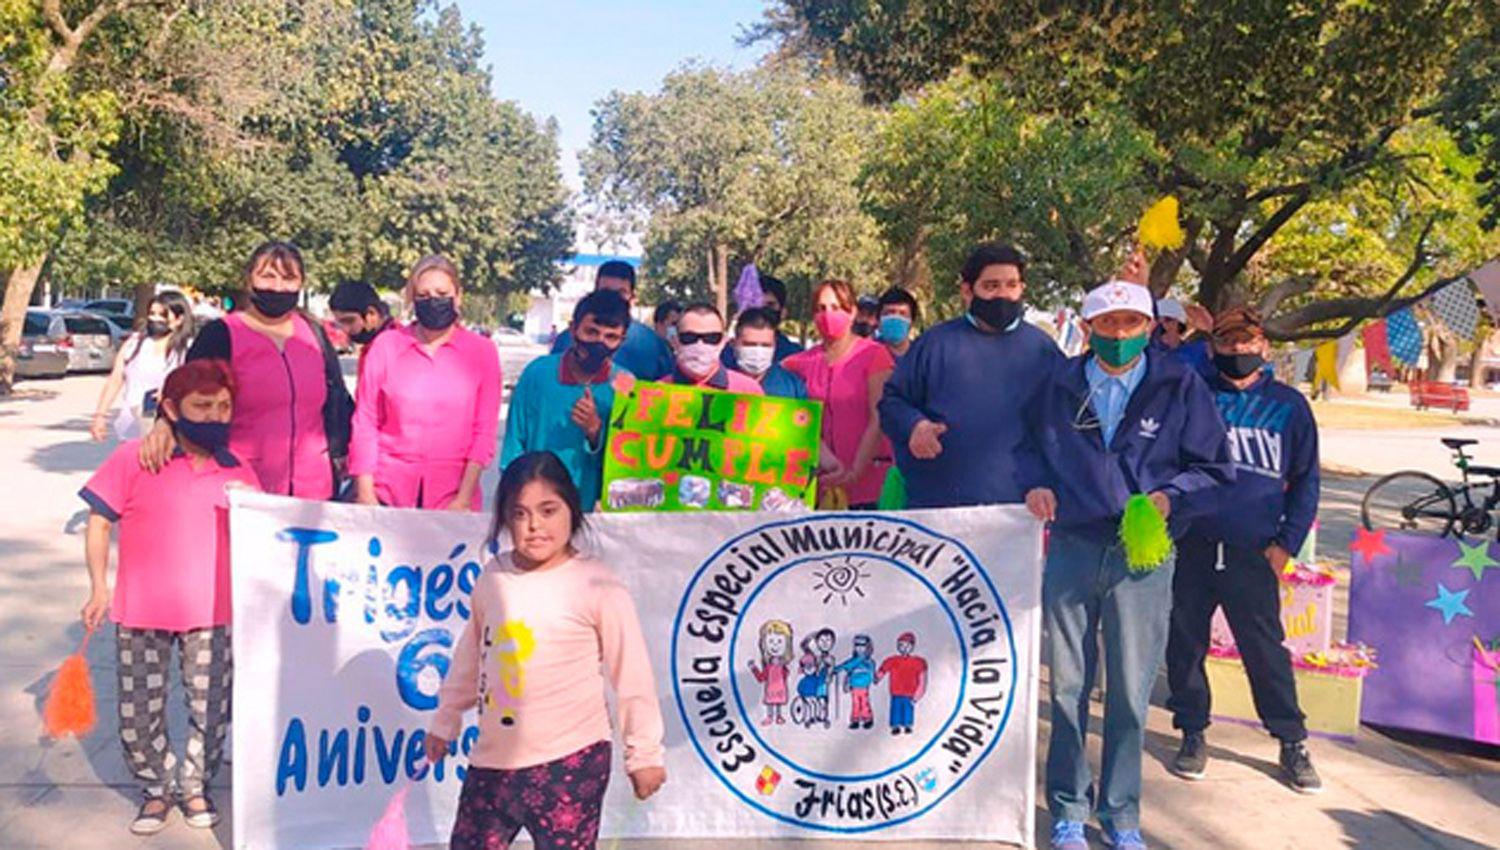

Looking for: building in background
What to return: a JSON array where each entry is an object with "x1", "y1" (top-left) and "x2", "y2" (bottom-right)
[{"x1": 523, "y1": 253, "x2": 643, "y2": 343}]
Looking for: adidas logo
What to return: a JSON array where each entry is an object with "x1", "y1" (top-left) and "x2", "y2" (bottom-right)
[{"x1": 1139, "y1": 417, "x2": 1161, "y2": 439}]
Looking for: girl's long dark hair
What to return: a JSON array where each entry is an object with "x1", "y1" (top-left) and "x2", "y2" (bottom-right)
[
  {"x1": 487, "y1": 451, "x2": 587, "y2": 553},
  {"x1": 127, "y1": 290, "x2": 196, "y2": 365}
]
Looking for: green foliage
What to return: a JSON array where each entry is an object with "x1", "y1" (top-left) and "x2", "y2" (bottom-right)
[
  {"x1": 862, "y1": 75, "x2": 1157, "y2": 314},
  {"x1": 764, "y1": 0, "x2": 1500, "y2": 336},
  {"x1": 0, "y1": 0, "x2": 120, "y2": 269},
  {"x1": 40, "y1": 0, "x2": 572, "y2": 303},
  {"x1": 582, "y1": 63, "x2": 887, "y2": 309}
]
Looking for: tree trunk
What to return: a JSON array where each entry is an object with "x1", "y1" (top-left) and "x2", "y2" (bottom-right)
[
  {"x1": 1427, "y1": 326, "x2": 1460, "y2": 383},
  {"x1": 1468, "y1": 329, "x2": 1494, "y2": 389},
  {"x1": 712, "y1": 241, "x2": 729, "y2": 319},
  {"x1": 133, "y1": 281, "x2": 155, "y2": 319},
  {"x1": 0, "y1": 263, "x2": 46, "y2": 395}
]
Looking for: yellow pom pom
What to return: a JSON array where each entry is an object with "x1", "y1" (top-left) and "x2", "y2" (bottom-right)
[{"x1": 1138, "y1": 196, "x2": 1186, "y2": 252}]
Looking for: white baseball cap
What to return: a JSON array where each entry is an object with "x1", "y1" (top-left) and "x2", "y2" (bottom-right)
[
  {"x1": 1156, "y1": 297, "x2": 1187, "y2": 324},
  {"x1": 1081, "y1": 280, "x2": 1155, "y2": 321}
]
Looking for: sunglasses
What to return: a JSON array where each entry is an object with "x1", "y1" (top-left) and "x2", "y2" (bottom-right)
[{"x1": 679, "y1": 331, "x2": 724, "y2": 345}]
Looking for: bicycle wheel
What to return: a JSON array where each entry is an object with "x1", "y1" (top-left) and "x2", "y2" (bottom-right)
[{"x1": 1361, "y1": 471, "x2": 1457, "y2": 536}]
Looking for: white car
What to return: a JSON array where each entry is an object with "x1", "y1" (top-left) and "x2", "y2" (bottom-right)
[{"x1": 491, "y1": 327, "x2": 548, "y2": 389}]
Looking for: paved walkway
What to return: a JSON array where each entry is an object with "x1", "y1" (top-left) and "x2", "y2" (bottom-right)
[{"x1": 1, "y1": 376, "x2": 1495, "y2": 849}]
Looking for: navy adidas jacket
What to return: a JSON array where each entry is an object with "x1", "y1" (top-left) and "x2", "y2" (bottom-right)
[
  {"x1": 1024, "y1": 348, "x2": 1235, "y2": 538},
  {"x1": 1185, "y1": 372, "x2": 1319, "y2": 553}
]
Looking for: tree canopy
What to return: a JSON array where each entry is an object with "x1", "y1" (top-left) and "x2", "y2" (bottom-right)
[
  {"x1": 759, "y1": 0, "x2": 1500, "y2": 338},
  {"x1": 1, "y1": 0, "x2": 572, "y2": 393},
  {"x1": 582, "y1": 63, "x2": 887, "y2": 316}
]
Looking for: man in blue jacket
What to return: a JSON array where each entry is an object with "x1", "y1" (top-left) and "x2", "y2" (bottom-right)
[
  {"x1": 1024, "y1": 280, "x2": 1233, "y2": 850},
  {"x1": 551, "y1": 260, "x2": 674, "y2": 380},
  {"x1": 879, "y1": 242, "x2": 1063, "y2": 508},
  {"x1": 1165, "y1": 306, "x2": 1322, "y2": 793}
]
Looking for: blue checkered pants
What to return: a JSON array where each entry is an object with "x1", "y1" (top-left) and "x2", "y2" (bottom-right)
[{"x1": 115, "y1": 626, "x2": 231, "y2": 799}]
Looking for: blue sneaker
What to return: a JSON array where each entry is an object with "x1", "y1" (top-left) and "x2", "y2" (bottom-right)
[
  {"x1": 1103, "y1": 828, "x2": 1147, "y2": 849},
  {"x1": 1050, "y1": 820, "x2": 1088, "y2": 850}
]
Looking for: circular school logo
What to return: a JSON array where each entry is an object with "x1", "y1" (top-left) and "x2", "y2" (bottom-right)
[{"x1": 670, "y1": 514, "x2": 1018, "y2": 832}]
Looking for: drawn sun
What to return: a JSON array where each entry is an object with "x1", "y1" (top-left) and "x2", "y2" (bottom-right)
[{"x1": 812, "y1": 556, "x2": 871, "y2": 606}]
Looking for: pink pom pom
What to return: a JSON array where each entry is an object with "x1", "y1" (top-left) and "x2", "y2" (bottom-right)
[{"x1": 364, "y1": 785, "x2": 411, "y2": 850}]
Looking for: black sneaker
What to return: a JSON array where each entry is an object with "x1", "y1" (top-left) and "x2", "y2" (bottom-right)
[
  {"x1": 1279, "y1": 741, "x2": 1323, "y2": 794},
  {"x1": 1172, "y1": 731, "x2": 1208, "y2": 780}
]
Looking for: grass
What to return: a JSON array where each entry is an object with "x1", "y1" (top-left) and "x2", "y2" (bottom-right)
[{"x1": 1310, "y1": 400, "x2": 1492, "y2": 430}]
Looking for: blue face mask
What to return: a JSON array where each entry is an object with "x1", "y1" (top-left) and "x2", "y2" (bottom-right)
[
  {"x1": 174, "y1": 418, "x2": 230, "y2": 453},
  {"x1": 877, "y1": 314, "x2": 912, "y2": 344}
]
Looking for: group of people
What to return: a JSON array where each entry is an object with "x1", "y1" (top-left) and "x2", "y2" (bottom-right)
[{"x1": 76, "y1": 236, "x2": 1322, "y2": 850}]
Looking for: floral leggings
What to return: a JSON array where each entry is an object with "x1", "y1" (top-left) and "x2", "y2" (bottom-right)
[{"x1": 450, "y1": 741, "x2": 611, "y2": 850}]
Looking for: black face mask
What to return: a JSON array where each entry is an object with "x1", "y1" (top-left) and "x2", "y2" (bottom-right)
[
  {"x1": 145, "y1": 319, "x2": 171, "y2": 338},
  {"x1": 574, "y1": 339, "x2": 618, "y2": 374},
  {"x1": 764, "y1": 307, "x2": 783, "y2": 328},
  {"x1": 250, "y1": 288, "x2": 299, "y2": 318},
  {"x1": 174, "y1": 418, "x2": 231, "y2": 454},
  {"x1": 414, "y1": 296, "x2": 458, "y2": 331},
  {"x1": 852, "y1": 320, "x2": 876, "y2": 338},
  {"x1": 350, "y1": 325, "x2": 380, "y2": 345},
  {"x1": 969, "y1": 294, "x2": 1023, "y2": 331},
  {"x1": 1215, "y1": 352, "x2": 1267, "y2": 380}
]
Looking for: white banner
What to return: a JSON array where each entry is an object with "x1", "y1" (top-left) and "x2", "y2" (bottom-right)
[{"x1": 230, "y1": 491, "x2": 1041, "y2": 849}]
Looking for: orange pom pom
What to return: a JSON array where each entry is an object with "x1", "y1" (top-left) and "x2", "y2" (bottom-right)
[{"x1": 43, "y1": 653, "x2": 97, "y2": 739}]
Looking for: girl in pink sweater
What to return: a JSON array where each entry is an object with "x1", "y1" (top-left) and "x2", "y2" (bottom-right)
[{"x1": 426, "y1": 451, "x2": 666, "y2": 850}]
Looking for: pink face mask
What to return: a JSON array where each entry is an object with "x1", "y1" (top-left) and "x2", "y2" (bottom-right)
[{"x1": 815, "y1": 309, "x2": 853, "y2": 342}]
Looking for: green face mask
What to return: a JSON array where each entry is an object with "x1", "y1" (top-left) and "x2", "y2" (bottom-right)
[{"x1": 1089, "y1": 331, "x2": 1150, "y2": 368}]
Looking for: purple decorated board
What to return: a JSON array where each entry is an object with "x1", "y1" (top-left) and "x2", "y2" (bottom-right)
[{"x1": 1348, "y1": 529, "x2": 1500, "y2": 743}]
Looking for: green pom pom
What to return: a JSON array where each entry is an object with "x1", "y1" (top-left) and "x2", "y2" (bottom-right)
[{"x1": 1120, "y1": 494, "x2": 1173, "y2": 572}]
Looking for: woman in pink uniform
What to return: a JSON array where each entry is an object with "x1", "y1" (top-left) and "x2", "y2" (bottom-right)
[
  {"x1": 140, "y1": 242, "x2": 350, "y2": 499},
  {"x1": 349, "y1": 255, "x2": 501, "y2": 510},
  {"x1": 783, "y1": 279, "x2": 895, "y2": 509}
]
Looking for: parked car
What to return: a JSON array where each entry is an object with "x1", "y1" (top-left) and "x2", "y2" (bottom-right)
[
  {"x1": 17, "y1": 310, "x2": 70, "y2": 380},
  {"x1": 96, "y1": 312, "x2": 136, "y2": 339},
  {"x1": 58, "y1": 311, "x2": 121, "y2": 373},
  {"x1": 83, "y1": 298, "x2": 134, "y2": 317},
  {"x1": 491, "y1": 326, "x2": 547, "y2": 390}
]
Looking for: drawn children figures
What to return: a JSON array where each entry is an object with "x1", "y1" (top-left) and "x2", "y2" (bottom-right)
[
  {"x1": 876, "y1": 631, "x2": 928, "y2": 735},
  {"x1": 804, "y1": 628, "x2": 839, "y2": 727},
  {"x1": 835, "y1": 634, "x2": 877, "y2": 730},
  {"x1": 795, "y1": 653, "x2": 821, "y2": 728},
  {"x1": 748, "y1": 620, "x2": 793, "y2": 725}
]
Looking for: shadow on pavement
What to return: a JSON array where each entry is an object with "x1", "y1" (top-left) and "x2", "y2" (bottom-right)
[
  {"x1": 1327, "y1": 808, "x2": 1497, "y2": 850},
  {"x1": 26, "y1": 439, "x2": 110, "y2": 474}
]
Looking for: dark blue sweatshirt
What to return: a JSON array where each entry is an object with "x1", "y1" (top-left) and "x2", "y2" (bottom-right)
[
  {"x1": 1025, "y1": 348, "x2": 1235, "y2": 537},
  {"x1": 1185, "y1": 372, "x2": 1319, "y2": 553},
  {"x1": 879, "y1": 317, "x2": 1063, "y2": 508}
]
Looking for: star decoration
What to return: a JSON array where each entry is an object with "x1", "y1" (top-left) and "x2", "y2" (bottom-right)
[
  {"x1": 1350, "y1": 527, "x2": 1392, "y2": 567},
  {"x1": 1424, "y1": 583, "x2": 1474, "y2": 625},
  {"x1": 1389, "y1": 554, "x2": 1425, "y2": 588},
  {"x1": 1451, "y1": 538, "x2": 1500, "y2": 582}
]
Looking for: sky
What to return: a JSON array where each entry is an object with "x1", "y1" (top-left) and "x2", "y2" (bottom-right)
[{"x1": 454, "y1": 0, "x2": 770, "y2": 194}]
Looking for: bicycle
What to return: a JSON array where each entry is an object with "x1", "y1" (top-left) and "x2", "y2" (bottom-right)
[{"x1": 1360, "y1": 437, "x2": 1500, "y2": 538}]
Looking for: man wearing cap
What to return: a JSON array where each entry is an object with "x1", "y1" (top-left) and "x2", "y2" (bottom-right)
[
  {"x1": 1152, "y1": 296, "x2": 1213, "y2": 376},
  {"x1": 1023, "y1": 279, "x2": 1232, "y2": 850},
  {"x1": 1165, "y1": 306, "x2": 1322, "y2": 794},
  {"x1": 879, "y1": 242, "x2": 1063, "y2": 508}
]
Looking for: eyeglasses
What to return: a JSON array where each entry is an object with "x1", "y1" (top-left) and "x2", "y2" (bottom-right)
[{"x1": 679, "y1": 331, "x2": 724, "y2": 345}]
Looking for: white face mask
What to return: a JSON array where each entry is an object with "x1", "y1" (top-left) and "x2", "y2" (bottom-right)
[
  {"x1": 736, "y1": 344, "x2": 774, "y2": 376},
  {"x1": 677, "y1": 342, "x2": 720, "y2": 379}
]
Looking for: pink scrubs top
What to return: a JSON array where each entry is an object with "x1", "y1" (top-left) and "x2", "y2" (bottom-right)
[
  {"x1": 80, "y1": 441, "x2": 260, "y2": 631},
  {"x1": 784, "y1": 337, "x2": 895, "y2": 505},
  {"x1": 349, "y1": 324, "x2": 502, "y2": 509},
  {"x1": 224, "y1": 313, "x2": 332, "y2": 498}
]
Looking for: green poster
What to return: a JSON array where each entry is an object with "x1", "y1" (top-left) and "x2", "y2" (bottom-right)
[{"x1": 601, "y1": 381, "x2": 823, "y2": 512}]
